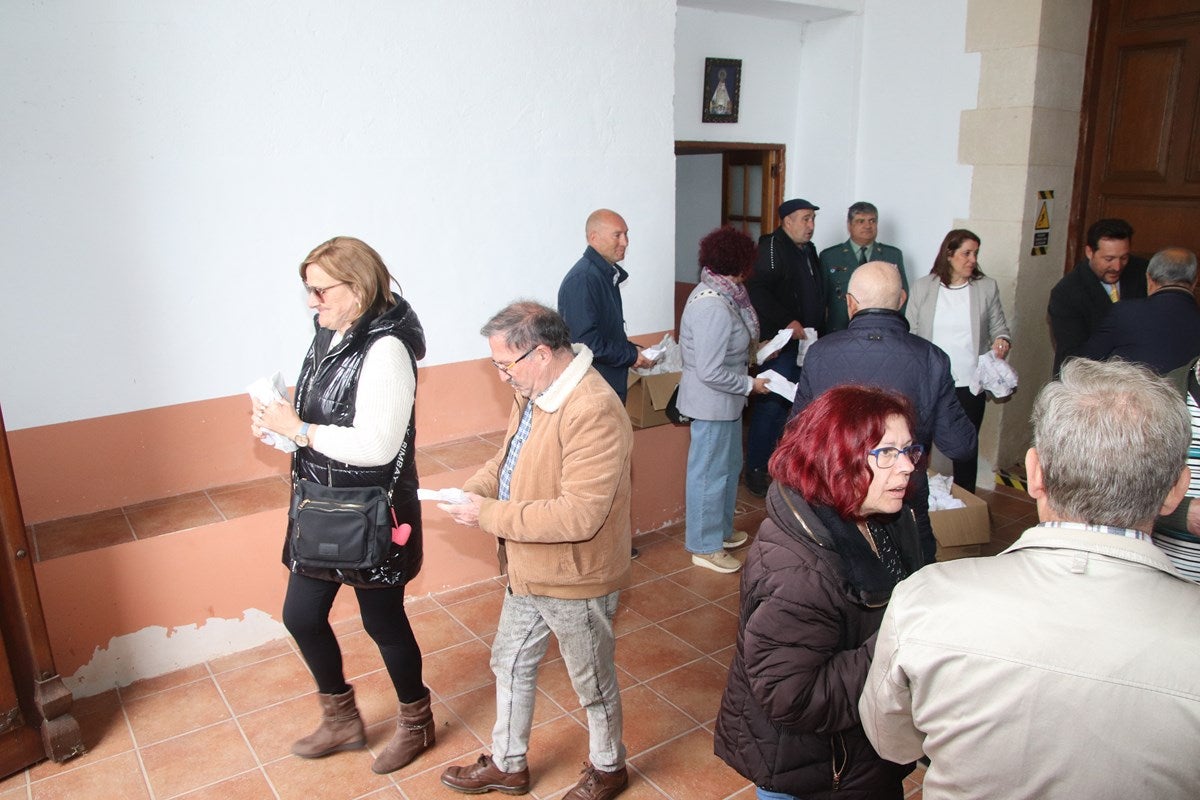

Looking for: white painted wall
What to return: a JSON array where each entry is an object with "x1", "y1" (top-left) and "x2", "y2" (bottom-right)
[
  {"x1": 674, "y1": 154, "x2": 723, "y2": 281},
  {"x1": 0, "y1": 0, "x2": 677, "y2": 430},
  {"x1": 674, "y1": 1, "x2": 978, "y2": 287},
  {"x1": 804, "y1": 0, "x2": 980, "y2": 281}
]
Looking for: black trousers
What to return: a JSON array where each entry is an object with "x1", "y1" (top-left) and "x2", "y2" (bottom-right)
[
  {"x1": 954, "y1": 386, "x2": 987, "y2": 494},
  {"x1": 283, "y1": 571, "x2": 426, "y2": 703}
]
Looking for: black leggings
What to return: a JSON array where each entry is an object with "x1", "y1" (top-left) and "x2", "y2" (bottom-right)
[
  {"x1": 282, "y1": 571, "x2": 426, "y2": 703},
  {"x1": 954, "y1": 386, "x2": 987, "y2": 494}
]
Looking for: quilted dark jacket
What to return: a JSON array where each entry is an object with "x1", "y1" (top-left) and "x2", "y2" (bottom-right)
[
  {"x1": 790, "y1": 309, "x2": 977, "y2": 562},
  {"x1": 714, "y1": 483, "x2": 919, "y2": 799}
]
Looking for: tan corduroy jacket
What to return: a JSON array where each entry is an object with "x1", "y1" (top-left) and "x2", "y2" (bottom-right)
[{"x1": 464, "y1": 345, "x2": 633, "y2": 599}]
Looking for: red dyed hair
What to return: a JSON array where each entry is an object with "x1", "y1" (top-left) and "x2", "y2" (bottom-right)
[
  {"x1": 770, "y1": 386, "x2": 916, "y2": 521},
  {"x1": 698, "y1": 225, "x2": 756, "y2": 280}
]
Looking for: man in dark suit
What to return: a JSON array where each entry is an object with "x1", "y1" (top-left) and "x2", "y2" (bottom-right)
[
  {"x1": 1047, "y1": 218, "x2": 1148, "y2": 375},
  {"x1": 744, "y1": 197, "x2": 827, "y2": 496},
  {"x1": 819, "y1": 201, "x2": 908, "y2": 331},
  {"x1": 790, "y1": 261, "x2": 977, "y2": 563},
  {"x1": 1078, "y1": 247, "x2": 1200, "y2": 375}
]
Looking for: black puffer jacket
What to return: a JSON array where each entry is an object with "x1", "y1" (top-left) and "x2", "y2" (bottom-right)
[
  {"x1": 714, "y1": 483, "x2": 920, "y2": 799},
  {"x1": 285, "y1": 295, "x2": 426, "y2": 588}
]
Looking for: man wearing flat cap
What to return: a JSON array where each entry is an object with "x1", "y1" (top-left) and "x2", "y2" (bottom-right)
[{"x1": 744, "y1": 198, "x2": 827, "y2": 496}]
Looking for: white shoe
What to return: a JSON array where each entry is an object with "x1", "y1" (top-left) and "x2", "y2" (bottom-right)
[
  {"x1": 723, "y1": 530, "x2": 749, "y2": 550},
  {"x1": 692, "y1": 551, "x2": 742, "y2": 574}
]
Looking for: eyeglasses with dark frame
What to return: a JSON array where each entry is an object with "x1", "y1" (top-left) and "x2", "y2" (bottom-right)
[
  {"x1": 866, "y1": 443, "x2": 925, "y2": 469},
  {"x1": 491, "y1": 346, "x2": 537, "y2": 375},
  {"x1": 304, "y1": 281, "x2": 348, "y2": 301}
]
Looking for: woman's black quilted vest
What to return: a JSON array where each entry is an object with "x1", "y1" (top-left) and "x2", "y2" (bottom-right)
[{"x1": 283, "y1": 295, "x2": 426, "y2": 588}]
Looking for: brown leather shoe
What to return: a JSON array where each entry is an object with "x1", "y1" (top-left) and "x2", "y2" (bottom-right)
[
  {"x1": 440, "y1": 754, "x2": 530, "y2": 795},
  {"x1": 563, "y1": 762, "x2": 628, "y2": 800}
]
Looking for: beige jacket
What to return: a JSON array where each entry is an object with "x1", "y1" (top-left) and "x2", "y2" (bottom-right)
[
  {"x1": 906, "y1": 273, "x2": 1010, "y2": 357},
  {"x1": 860, "y1": 526, "x2": 1200, "y2": 799},
  {"x1": 464, "y1": 345, "x2": 633, "y2": 599}
]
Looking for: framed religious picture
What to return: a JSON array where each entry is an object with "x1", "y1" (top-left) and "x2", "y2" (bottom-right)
[{"x1": 702, "y1": 57, "x2": 741, "y2": 123}]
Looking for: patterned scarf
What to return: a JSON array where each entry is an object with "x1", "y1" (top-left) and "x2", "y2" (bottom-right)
[{"x1": 700, "y1": 267, "x2": 760, "y2": 341}]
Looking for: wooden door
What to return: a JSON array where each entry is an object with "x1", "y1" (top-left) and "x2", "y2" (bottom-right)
[
  {"x1": 675, "y1": 141, "x2": 786, "y2": 237},
  {"x1": 1069, "y1": 0, "x2": 1200, "y2": 268},
  {"x1": 0, "y1": 406, "x2": 83, "y2": 777}
]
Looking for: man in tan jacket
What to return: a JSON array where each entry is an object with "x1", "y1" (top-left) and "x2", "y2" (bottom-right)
[{"x1": 439, "y1": 301, "x2": 633, "y2": 800}]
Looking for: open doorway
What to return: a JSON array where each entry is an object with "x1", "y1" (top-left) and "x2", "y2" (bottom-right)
[{"x1": 673, "y1": 141, "x2": 785, "y2": 330}]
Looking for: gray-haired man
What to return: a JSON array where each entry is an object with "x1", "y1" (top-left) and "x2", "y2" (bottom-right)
[{"x1": 860, "y1": 359, "x2": 1200, "y2": 799}]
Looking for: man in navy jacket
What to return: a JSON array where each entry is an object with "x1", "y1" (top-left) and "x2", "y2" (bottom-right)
[
  {"x1": 1078, "y1": 247, "x2": 1200, "y2": 375},
  {"x1": 1048, "y1": 218, "x2": 1148, "y2": 375},
  {"x1": 790, "y1": 261, "x2": 977, "y2": 563},
  {"x1": 558, "y1": 209, "x2": 651, "y2": 402}
]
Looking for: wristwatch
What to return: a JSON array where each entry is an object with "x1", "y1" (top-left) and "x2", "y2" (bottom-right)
[{"x1": 294, "y1": 422, "x2": 311, "y2": 448}]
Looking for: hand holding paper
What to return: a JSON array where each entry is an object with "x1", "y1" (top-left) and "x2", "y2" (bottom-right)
[
  {"x1": 756, "y1": 329, "x2": 793, "y2": 365},
  {"x1": 756, "y1": 369, "x2": 798, "y2": 403}
]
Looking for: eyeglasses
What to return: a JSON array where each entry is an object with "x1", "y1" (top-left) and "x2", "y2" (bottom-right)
[
  {"x1": 304, "y1": 281, "x2": 348, "y2": 301},
  {"x1": 491, "y1": 346, "x2": 537, "y2": 375},
  {"x1": 867, "y1": 444, "x2": 925, "y2": 469}
]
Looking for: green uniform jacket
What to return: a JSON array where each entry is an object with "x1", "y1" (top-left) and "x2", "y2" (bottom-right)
[{"x1": 819, "y1": 240, "x2": 907, "y2": 332}]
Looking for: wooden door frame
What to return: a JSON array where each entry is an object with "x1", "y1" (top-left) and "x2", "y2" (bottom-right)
[
  {"x1": 675, "y1": 141, "x2": 786, "y2": 231},
  {"x1": 1066, "y1": 0, "x2": 1109, "y2": 272}
]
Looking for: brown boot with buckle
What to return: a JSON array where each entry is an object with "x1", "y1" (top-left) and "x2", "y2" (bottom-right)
[
  {"x1": 371, "y1": 692, "x2": 436, "y2": 774},
  {"x1": 440, "y1": 754, "x2": 531, "y2": 795},
  {"x1": 563, "y1": 762, "x2": 628, "y2": 800},
  {"x1": 291, "y1": 686, "x2": 367, "y2": 758}
]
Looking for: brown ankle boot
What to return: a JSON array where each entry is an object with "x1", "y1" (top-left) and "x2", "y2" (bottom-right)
[
  {"x1": 291, "y1": 686, "x2": 367, "y2": 758},
  {"x1": 371, "y1": 693, "x2": 436, "y2": 774}
]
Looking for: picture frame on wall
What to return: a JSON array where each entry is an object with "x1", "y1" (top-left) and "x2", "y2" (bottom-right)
[{"x1": 702, "y1": 57, "x2": 741, "y2": 123}]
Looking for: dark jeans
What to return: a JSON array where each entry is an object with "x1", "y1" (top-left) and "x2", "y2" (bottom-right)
[
  {"x1": 283, "y1": 571, "x2": 426, "y2": 703},
  {"x1": 746, "y1": 343, "x2": 802, "y2": 472},
  {"x1": 953, "y1": 386, "x2": 987, "y2": 494}
]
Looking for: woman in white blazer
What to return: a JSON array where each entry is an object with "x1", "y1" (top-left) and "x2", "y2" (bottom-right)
[{"x1": 907, "y1": 229, "x2": 1011, "y2": 493}]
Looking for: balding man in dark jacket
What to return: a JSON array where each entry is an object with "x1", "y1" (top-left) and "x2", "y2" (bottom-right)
[{"x1": 790, "y1": 261, "x2": 976, "y2": 562}]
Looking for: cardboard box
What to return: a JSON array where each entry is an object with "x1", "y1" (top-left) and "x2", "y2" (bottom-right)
[
  {"x1": 625, "y1": 371, "x2": 681, "y2": 429},
  {"x1": 930, "y1": 484, "x2": 990, "y2": 561}
]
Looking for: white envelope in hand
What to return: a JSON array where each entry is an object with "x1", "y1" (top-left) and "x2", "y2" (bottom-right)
[
  {"x1": 756, "y1": 329, "x2": 792, "y2": 365},
  {"x1": 757, "y1": 369, "x2": 798, "y2": 403}
]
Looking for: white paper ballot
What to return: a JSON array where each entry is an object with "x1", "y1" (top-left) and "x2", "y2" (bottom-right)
[
  {"x1": 640, "y1": 345, "x2": 665, "y2": 362},
  {"x1": 756, "y1": 329, "x2": 792, "y2": 365},
  {"x1": 418, "y1": 487, "x2": 469, "y2": 504},
  {"x1": 757, "y1": 369, "x2": 798, "y2": 403},
  {"x1": 795, "y1": 328, "x2": 819, "y2": 366},
  {"x1": 247, "y1": 372, "x2": 298, "y2": 454}
]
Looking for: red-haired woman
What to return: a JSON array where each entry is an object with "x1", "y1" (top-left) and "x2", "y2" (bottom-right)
[
  {"x1": 715, "y1": 386, "x2": 923, "y2": 800},
  {"x1": 678, "y1": 226, "x2": 770, "y2": 573}
]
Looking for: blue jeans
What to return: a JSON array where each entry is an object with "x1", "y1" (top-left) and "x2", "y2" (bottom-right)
[
  {"x1": 686, "y1": 418, "x2": 741, "y2": 554},
  {"x1": 747, "y1": 343, "x2": 802, "y2": 471},
  {"x1": 757, "y1": 789, "x2": 801, "y2": 800},
  {"x1": 490, "y1": 589, "x2": 625, "y2": 773}
]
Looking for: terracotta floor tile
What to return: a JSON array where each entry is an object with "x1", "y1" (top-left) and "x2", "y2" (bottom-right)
[
  {"x1": 414, "y1": 449, "x2": 450, "y2": 478},
  {"x1": 714, "y1": 592, "x2": 740, "y2": 615},
  {"x1": 433, "y1": 578, "x2": 504, "y2": 607},
  {"x1": 361, "y1": 695, "x2": 479, "y2": 778},
  {"x1": 336, "y1": 629, "x2": 387, "y2": 682},
  {"x1": 442, "y1": 592, "x2": 503, "y2": 638},
  {"x1": 620, "y1": 577, "x2": 706, "y2": 623},
  {"x1": 422, "y1": 437, "x2": 501, "y2": 470},
  {"x1": 120, "y1": 663, "x2": 211, "y2": 701},
  {"x1": 477, "y1": 429, "x2": 510, "y2": 447},
  {"x1": 525, "y1": 715, "x2": 590, "y2": 796},
  {"x1": 238, "y1": 693, "x2": 317, "y2": 764},
  {"x1": 709, "y1": 646, "x2": 735, "y2": 670},
  {"x1": 629, "y1": 539, "x2": 693, "y2": 577},
  {"x1": 141, "y1": 721, "x2": 257, "y2": 798},
  {"x1": 612, "y1": 604, "x2": 653, "y2": 637},
  {"x1": 663, "y1": 563, "x2": 743, "y2": 602},
  {"x1": 629, "y1": 728, "x2": 750, "y2": 800},
  {"x1": 215, "y1": 651, "x2": 313, "y2": 715},
  {"x1": 614, "y1": 684, "x2": 696, "y2": 758},
  {"x1": 646, "y1": 659, "x2": 731, "y2": 725},
  {"x1": 421, "y1": 640, "x2": 495, "y2": 698},
  {"x1": 441, "y1": 682, "x2": 566, "y2": 745},
  {"x1": 69, "y1": 686, "x2": 120, "y2": 717},
  {"x1": 34, "y1": 508, "x2": 134, "y2": 561},
  {"x1": 125, "y1": 677, "x2": 231, "y2": 746},
  {"x1": 125, "y1": 492, "x2": 223, "y2": 538},
  {"x1": 208, "y1": 638, "x2": 295, "y2": 674},
  {"x1": 657, "y1": 604, "x2": 738, "y2": 655},
  {"x1": 208, "y1": 477, "x2": 291, "y2": 519},
  {"x1": 409, "y1": 607, "x2": 474, "y2": 655},
  {"x1": 614, "y1": 626, "x2": 705, "y2": 683},
  {"x1": 174, "y1": 769, "x2": 276, "y2": 800},
  {"x1": 29, "y1": 750, "x2": 149, "y2": 800},
  {"x1": 734, "y1": 483, "x2": 767, "y2": 510},
  {"x1": 27, "y1": 705, "x2": 133, "y2": 782},
  {"x1": 404, "y1": 593, "x2": 438, "y2": 615},
  {"x1": 626, "y1": 560, "x2": 662, "y2": 588},
  {"x1": 263, "y1": 745, "x2": 392, "y2": 800}
]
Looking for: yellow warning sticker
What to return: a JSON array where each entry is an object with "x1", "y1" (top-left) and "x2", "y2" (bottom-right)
[{"x1": 1035, "y1": 201, "x2": 1050, "y2": 230}]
